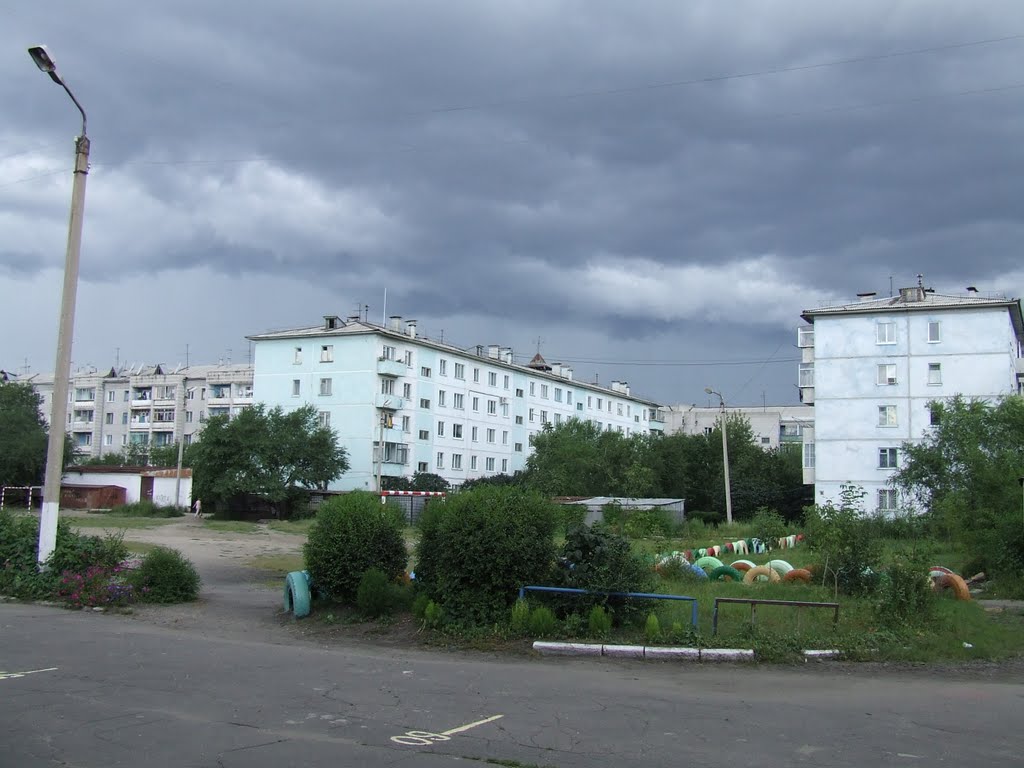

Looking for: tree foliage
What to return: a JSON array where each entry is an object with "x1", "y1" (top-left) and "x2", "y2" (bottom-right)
[
  {"x1": 189, "y1": 403, "x2": 348, "y2": 515},
  {"x1": 0, "y1": 381, "x2": 77, "y2": 486}
]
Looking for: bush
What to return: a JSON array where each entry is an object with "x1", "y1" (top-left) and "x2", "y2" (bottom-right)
[
  {"x1": 750, "y1": 507, "x2": 787, "y2": 552},
  {"x1": 511, "y1": 598, "x2": 531, "y2": 634},
  {"x1": 557, "y1": 524, "x2": 653, "y2": 620},
  {"x1": 128, "y1": 546, "x2": 201, "y2": 603},
  {"x1": 587, "y1": 605, "x2": 612, "y2": 638},
  {"x1": 113, "y1": 501, "x2": 185, "y2": 518},
  {"x1": 623, "y1": 509, "x2": 673, "y2": 539},
  {"x1": 528, "y1": 606, "x2": 558, "y2": 637},
  {"x1": 423, "y1": 600, "x2": 444, "y2": 629},
  {"x1": 644, "y1": 613, "x2": 661, "y2": 643},
  {"x1": 686, "y1": 509, "x2": 723, "y2": 527},
  {"x1": 411, "y1": 592, "x2": 431, "y2": 620},
  {"x1": 304, "y1": 492, "x2": 407, "y2": 604},
  {"x1": 803, "y1": 490, "x2": 882, "y2": 596},
  {"x1": 356, "y1": 568, "x2": 395, "y2": 618},
  {"x1": 414, "y1": 487, "x2": 557, "y2": 625},
  {"x1": 57, "y1": 565, "x2": 134, "y2": 609},
  {"x1": 875, "y1": 556, "x2": 934, "y2": 628}
]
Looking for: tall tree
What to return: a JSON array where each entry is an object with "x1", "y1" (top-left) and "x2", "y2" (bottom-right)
[
  {"x1": 0, "y1": 382, "x2": 77, "y2": 486},
  {"x1": 190, "y1": 404, "x2": 348, "y2": 516}
]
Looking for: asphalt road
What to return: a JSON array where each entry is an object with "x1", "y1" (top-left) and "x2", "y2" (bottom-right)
[{"x1": 2, "y1": 603, "x2": 1021, "y2": 768}]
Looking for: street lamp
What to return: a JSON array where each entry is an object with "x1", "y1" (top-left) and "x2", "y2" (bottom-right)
[
  {"x1": 705, "y1": 387, "x2": 733, "y2": 525},
  {"x1": 29, "y1": 45, "x2": 91, "y2": 564}
]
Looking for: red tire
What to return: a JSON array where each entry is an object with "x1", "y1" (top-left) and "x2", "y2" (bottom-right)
[{"x1": 783, "y1": 568, "x2": 812, "y2": 583}]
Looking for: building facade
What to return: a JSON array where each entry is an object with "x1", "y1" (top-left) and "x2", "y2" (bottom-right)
[
  {"x1": 798, "y1": 286, "x2": 1024, "y2": 513},
  {"x1": 662, "y1": 404, "x2": 812, "y2": 451},
  {"x1": 22, "y1": 363, "x2": 254, "y2": 458},
  {"x1": 249, "y1": 315, "x2": 666, "y2": 491}
]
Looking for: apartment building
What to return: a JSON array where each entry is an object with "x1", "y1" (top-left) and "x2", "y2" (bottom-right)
[
  {"x1": 24, "y1": 363, "x2": 254, "y2": 458},
  {"x1": 662, "y1": 404, "x2": 813, "y2": 451},
  {"x1": 248, "y1": 315, "x2": 666, "y2": 491},
  {"x1": 797, "y1": 285, "x2": 1024, "y2": 513}
]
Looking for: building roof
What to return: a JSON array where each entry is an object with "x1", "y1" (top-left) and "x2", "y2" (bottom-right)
[
  {"x1": 563, "y1": 496, "x2": 685, "y2": 508},
  {"x1": 801, "y1": 290, "x2": 1024, "y2": 342}
]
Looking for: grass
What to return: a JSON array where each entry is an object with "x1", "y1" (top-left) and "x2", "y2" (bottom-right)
[
  {"x1": 124, "y1": 541, "x2": 160, "y2": 555},
  {"x1": 268, "y1": 519, "x2": 315, "y2": 535},
  {"x1": 246, "y1": 553, "x2": 304, "y2": 577},
  {"x1": 201, "y1": 519, "x2": 263, "y2": 534},
  {"x1": 68, "y1": 515, "x2": 179, "y2": 530}
]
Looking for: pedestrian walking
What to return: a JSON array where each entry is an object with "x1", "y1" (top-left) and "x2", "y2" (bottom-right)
[{"x1": 192, "y1": 498, "x2": 202, "y2": 518}]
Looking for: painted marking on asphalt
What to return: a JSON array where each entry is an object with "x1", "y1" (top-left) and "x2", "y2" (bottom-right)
[
  {"x1": 0, "y1": 667, "x2": 58, "y2": 681},
  {"x1": 390, "y1": 714, "x2": 504, "y2": 746}
]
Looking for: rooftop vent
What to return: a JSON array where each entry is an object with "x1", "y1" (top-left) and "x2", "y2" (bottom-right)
[
  {"x1": 856, "y1": 292, "x2": 877, "y2": 301},
  {"x1": 324, "y1": 315, "x2": 342, "y2": 330},
  {"x1": 406, "y1": 320, "x2": 418, "y2": 339},
  {"x1": 899, "y1": 286, "x2": 925, "y2": 303},
  {"x1": 388, "y1": 315, "x2": 402, "y2": 332}
]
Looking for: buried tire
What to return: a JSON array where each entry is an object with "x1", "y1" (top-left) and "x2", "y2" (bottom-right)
[
  {"x1": 284, "y1": 571, "x2": 312, "y2": 618},
  {"x1": 932, "y1": 572, "x2": 971, "y2": 601},
  {"x1": 783, "y1": 568, "x2": 812, "y2": 584},
  {"x1": 709, "y1": 565, "x2": 745, "y2": 582},
  {"x1": 743, "y1": 565, "x2": 782, "y2": 584}
]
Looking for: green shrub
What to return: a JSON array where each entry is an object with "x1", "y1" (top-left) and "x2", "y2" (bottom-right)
[
  {"x1": 128, "y1": 546, "x2": 200, "y2": 603},
  {"x1": 356, "y1": 568, "x2": 395, "y2": 618},
  {"x1": 528, "y1": 606, "x2": 558, "y2": 637},
  {"x1": 423, "y1": 599, "x2": 444, "y2": 629},
  {"x1": 511, "y1": 598, "x2": 531, "y2": 634},
  {"x1": 875, "y1": 556, "x2": 935, "y2": 628},
  {"x1": 623, "y1": 509, "x2": 673, "y2": 539},
  {"x1": 411, "y1": 592, "x2": 431, "y2": 620},
  {"x1": 558, "y1": 524, "x2": 653, "y2": 620},
  {"x1": 414, "y1": 487, "x2": 557, "y2": 625},
  {"x1": 686, "y1": 509, "x2": 723, "y2": 527},
  {"x1": 304, "y1": 491, "x2": 407, "y2": 604},
  {"x1": 750, "y1": 507, "x2": 787, "y2": 552},
  {"x1": 587, "y1": 605, "x2": 612, "y2": 638},
  {"x1": 113, "y1": 501, "x2": 186, "y2": 518},
  {"x1": 644, "y1": 613, "x2": 661, "y2": 643},
  {"x1": 57, "y1": 565, "x2": 134, "y2": 609},
  {"x1": 803, "y1": 488, "x2": 882, "y2": 596}
]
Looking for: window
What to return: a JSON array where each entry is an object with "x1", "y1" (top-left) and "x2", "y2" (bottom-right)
[
  {"x1": 421, "y1": 366, "x2": 431, "y2": 378},
  {"x1": 317, "y1": 378, "x2": 332, "y2": 396},
  {"x1": 577, "y1": 403, "x2": 584, "y2": 411},
  {"x1": 703, "y1": 426, "x2": 713, "y2": 436},
  {"x1": 761, "y1": 437, "x2": 770, "y2": 444},
  {"x1": 154, "y1": 408, "x2": 175, "y2": 423},
  {"x1": 799, "y1": 363, "x2": 814, "y2": 387},
  {"x1": 878, "y1": 405, "x2": 897, "y2": 426},
  {"x1": 596, "y1": 398, "x2": 603, "y2": 409},
  {"x1": 617, "y1": 404, "x2": 623, "y2": 416},
  {"x1": 504, "y1": 375, "x2": 510, "y2": 390},
  {"x1": 470, "y1": 456, "x2": 478, "y2": 470},
  {"x1": 501, "y1": 402, "x2": 509, "y2": 417},
  {"x1": 452, "y1": 424, "x2": 463, "y2": 439},
  {"x1": 879, "y1": 447, "x2": 898, "y2": 469},
  {"x1": 420, "y1": 398, "x2": 431, "y2": 409},
  {"x1": 403, "y1": 382, "x2": 412, "y2": 398},
  {"x1": 121, "y1": 435, "x2": 128, "y2": 446},
  {"x1": 489, "y1": 371, "x2": 497, "y2": 387},
  {"x1": 294, "y1": 346, "x2": 303, "y2": 364},
  {"x1": 438, "y1": 390, "x2": 446, "y2": 407},
  {"x1": 540, "y1": 384, "x2": 549, "y2": 399},
  {"x1": 319, "y1": 411, "x2": 330, "y2": 427},
  {"x1": 515, "y1": 415, "x2": 523, "y2": 425},
  {"x1": 418, "y1": 462, "x2": 428, "y2": 473},
  {"x1": 587, "y1": 396, "x2": 592, "y2": 408},
  {"x1": 878, "y1": 489, "x2": 898, "y2": 512},
  {"x1": 502, "y1": 459, "x2": 508, "y2": 473},
  {"x1": 419, "y1": 429, "x2": 429, "y2": 440},
  {"x1": 876, "y1": 364, "x2": 897, "y2": 386},
  {"x1": 514, "y1": 442, "x2": 523, "y2": 452},
  {"x1": 876, "y1": 321, "x2": 896, "y2": 344},
  {"x1": 74, "y1": 387, "x2": 95, "y2": 402},
  {"x1": 381, "y1": 378, "x2": 395, "y2": 395},
  {"x1": 451, "y1": 453, "x2": 462, "y2": 470},
  {"x1": 122, "y1": 412, "x2": 128, "y2": 424},
  {"x1": 453, "y1": 393, "x2": 464, "y2": 409},
  {"x1": 292, "y1": 379, "x2": 301, "y2": 397},
  {"x1": 797, "y1": 326, "x2": 815, "y2": 348},
  {"x1": 436, "y1": 452, "x2": 444, "y2": 469},
  {"x1": 928, "y1": 321, "x2": 941, "y2": 343},
  {"x1": 486, "y1": 457, "x2": 495, "y2": 471},
  {"x1": 404, "y1": 350, "x2": 413, "y2": 367},
  {"x1": 803, "y1": 443, "x2": 815, "y2": 469},
  {"x1": 529, "y1": 382, "x2": 535, "y2": 396},
  {"x1": 104, "y1": 434, "x2": 112, "y2": 446},
  {"x1": 473, "y1": 368, "x2": 480, "y2": 383},
  {"x1": 472, "y1": 397, "x2": 479, "y2": 412},
  {"x1": 502, "y1": 430, "x2": 509, "y2": 445},
  {"x1": 529, "y1": 408, "x2": 535, "y2": 422},
  {"x1": 487, "y1": 400, "x2": 497, "y2": 415},
  {"x1": 516, "y1": 388, "x2": 524, "y2": 398},
  {"x1": 455, "y1": 363, "x2": 465, "y2": 379},
  {"x1": 439, "y1": 359, "x2": 447, "y2": 376},
  {"x1": 486, "y1": 428, "x2": 495, "y2": 443},
  {"x1": 106, "y1": 390, "x2": 116, "y2": 403},
  {"x1": 928, "y1": 363, "x2": 942, "y2": 385},
  {"x1": 437, "y1": 421, "x2": 445, "y2": 437},
  {"x1": 401, "y1": 416, "x2": 410, "y2": 432},
  {"x1": 555, "y1": 388, "x2": 563, "y2": 403},
  {"x1": 540, "y1": 410, "x2": 548, "y2": 424},
  {"x1": 105, "y1": 412, "x2": 114, "y2": 425},
  {"x1": 73, "y1": 408, "x2": 94, "y2": 423},
  {"x1": 471, "y1": 426, "x2": 478, "y2": 442},
  {"x1": 567, "y1": 391, "x2": 573, "y2": 405},
  {"x1": 381, "y1": 345, "x2": 396, "y2": 361},
  {"x1": 929, "y1": 404, "x2": 942, "y2": 426},
  {"x1": 320, "y1": 344, "x2": 333, "y2": 362}
]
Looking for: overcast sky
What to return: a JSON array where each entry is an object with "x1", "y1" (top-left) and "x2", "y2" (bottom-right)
[{"x1": 2, "y1": 2, "x2": 1022, "y2": 407}]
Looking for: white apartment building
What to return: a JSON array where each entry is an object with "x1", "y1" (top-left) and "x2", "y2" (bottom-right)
[
  {"x1": 662, "y1": 404, "x2": 812, "y2": 451},
  {"x1": 22, "y1": 363, "x2": 254, "y2": 459},
  {"x1": 248, "y1": 315, "x2": 666, "y2": 491},
  {"x1": 798, "y1": 285, "x2": 1024, "y2": 513}
]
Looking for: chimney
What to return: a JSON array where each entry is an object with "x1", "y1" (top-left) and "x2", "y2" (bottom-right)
[
  {"x1": 389, "y1": 315, "x2": 402, "y2": 332},
  {"x1": 899, "y1": 287, "x2": 925, "y2": 303},
  {"x1": 550, "y1": 362, "x2": 562, "y2": 377},
  {"x1": 406, "y1": 320, "x2": 418, "y2": 339},
  {"x1": 488, "y1": 345, "x2": 500, "y2": 359},
  {"x1": 563, "y1": 367, "x2": 573, "y2": 380},
  {"x1": 500, "y1": 347, "x2": 513, "y2": 364}
]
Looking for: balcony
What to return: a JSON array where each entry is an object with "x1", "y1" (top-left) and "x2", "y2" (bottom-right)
[
  {"x1": 377, "y1": 357, "x2": 407, "y2": 378},
  {"x1": 380, "y1": 426, "x2": 405, "y2": 443},
  {"x1": 375, "y1": 393, "x2": 405, "y2": 410}
]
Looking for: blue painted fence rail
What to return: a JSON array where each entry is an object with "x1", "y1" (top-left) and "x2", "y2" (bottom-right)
[{"x1": 517, "y1": 585, "x2": 699, "y2": 628}]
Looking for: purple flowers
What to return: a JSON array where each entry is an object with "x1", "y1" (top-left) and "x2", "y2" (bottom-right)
[{"x1": 57, "y1": 566, "x2": 135, "y2": 609}]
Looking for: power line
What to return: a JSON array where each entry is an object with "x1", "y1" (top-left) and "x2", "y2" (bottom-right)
[{"x1": 518, "y1": 354, "x2": 800, "y2": 368}]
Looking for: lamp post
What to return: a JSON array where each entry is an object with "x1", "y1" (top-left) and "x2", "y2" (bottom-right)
[
  {"x1": 705, "y1": 387, "x2": 733, "y2": 525},
  {"x1": 29, "y1": 45, "x2": 91, "y2": 565}
]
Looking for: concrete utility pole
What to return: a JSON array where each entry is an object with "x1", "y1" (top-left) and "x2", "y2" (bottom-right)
[
  {"x1": 705, "y1": 387, "x2": 733, "y2": 525},
  {"x1": 29, "y1": 45, "x2": 91, "y2": 565}
]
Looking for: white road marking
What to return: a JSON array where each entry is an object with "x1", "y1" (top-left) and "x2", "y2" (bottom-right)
[
  {"x1": 0, "y1": 667, "x2": 58, "y2": 681},
  {"x1": 439, "y1": 714, "x2": 505, "y2": 736},
  {"x1": 390, "y1": 714, "x2": 504, "y2": 746}
]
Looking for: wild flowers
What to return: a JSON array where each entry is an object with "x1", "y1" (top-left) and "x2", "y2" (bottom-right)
[{"x1": 57, "y1": 565, "x2": 135, "y2": 609}]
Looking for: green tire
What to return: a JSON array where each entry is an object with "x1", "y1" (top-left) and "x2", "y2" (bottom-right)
[
  {"x1": 695, "y1": 556, "x2": 724, "y2": 572},
  {"x1": 709, "y1": 565, "x2": 745, "y2": 582},
  {"x1": 284, "y1": 571, "x2": 311, "y2": 619}
]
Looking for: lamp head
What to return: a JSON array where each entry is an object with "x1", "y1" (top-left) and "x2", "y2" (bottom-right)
[
  {"x1": 704, "y1": 387, "x2": 713, "y2": 395},
  {"x1": 28, "y1": 46, "x2": 63, "y2": 84}
]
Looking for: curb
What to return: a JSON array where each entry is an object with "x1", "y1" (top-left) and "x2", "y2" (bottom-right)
[{"x1": 533, "y1": 642, "x2": 845, "y2": 662}]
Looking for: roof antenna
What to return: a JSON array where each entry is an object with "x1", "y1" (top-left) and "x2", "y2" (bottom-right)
[
  {"x1": 966, "y1": 286, "x2": 978, "y2": 293},
  {"x1": 889, "y1": 275, "x2": 894, "y2": 296},
  {"x1": 916, "y1": 273, "x2": 924, "y2": 289}
]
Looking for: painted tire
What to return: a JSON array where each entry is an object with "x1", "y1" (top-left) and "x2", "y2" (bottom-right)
[
  {"x1": 783, "y1": 568, "x2": 812, "y2": 583},
  {"x1": 284, "y1": 571, "x2": 312, "y2": 618},
  {"x1": 709, "y1": 565, "x2": 745, "y2": 583},
  {"x1": 929, "y1": 565, "x2": 955, "y2": 577},
  {"x1": 733, "y1": 540, "x2": 748, "y2": 555},
  {"x1": 695, "y1": 556, "x2": 724, "y2": 572},
  {"x1": 731, "y1": 560, "x2": 756, "y2": 572},
  {"x1": 932, "y1": 573, "x2": 971, "y2": 601},
  {"x1": 743, "y1": 565, "x2": 781, "y2": 584},
  {"x1": 767, "y1": 560, "x2": 794, "y2": 576},
  {"x1": 689, "y1": 562, "x2": 710, "y2": 580}
]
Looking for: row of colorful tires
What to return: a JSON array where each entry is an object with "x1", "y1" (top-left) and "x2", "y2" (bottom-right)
[{"x1": 687, "y1": 534, "x2": 804, "y2": 560}]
